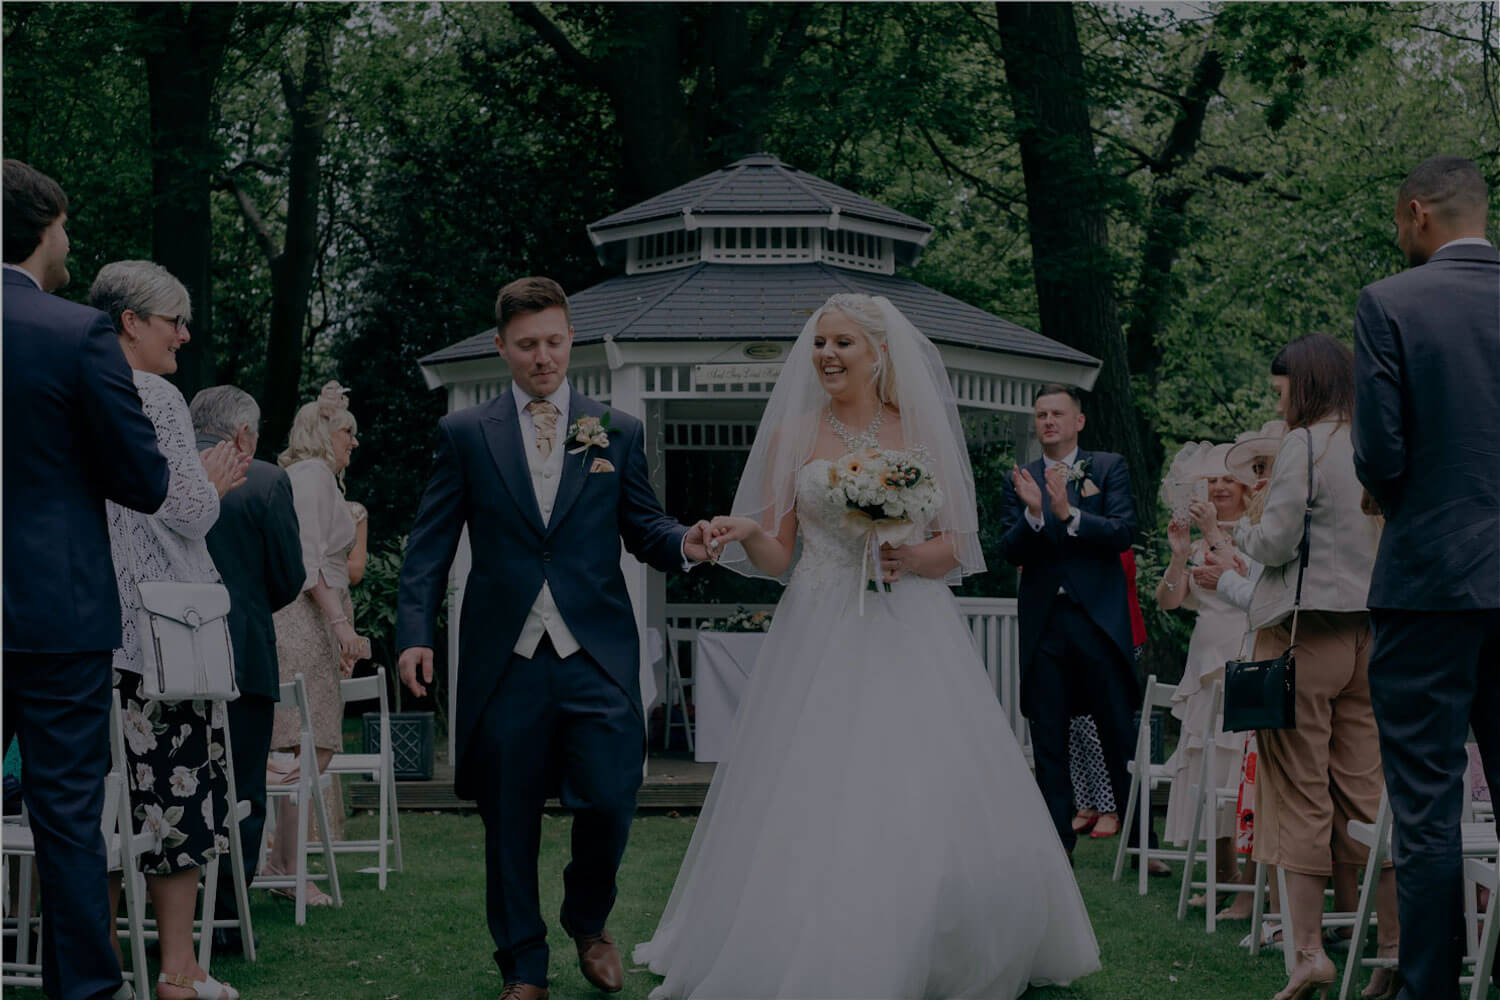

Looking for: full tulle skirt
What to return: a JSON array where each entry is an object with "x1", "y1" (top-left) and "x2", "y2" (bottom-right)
[{"x1": 634, "y1": 572, "x2": 1101, "y2": 999}]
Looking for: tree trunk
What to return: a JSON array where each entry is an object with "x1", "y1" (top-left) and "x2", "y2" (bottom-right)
[
  {"x1": 994, "y1": 2, "x2": 1153, "y2": 521},
  {"x1": 258, "y1": 21, "x2": 334, "y2": 457},
  {"x1": 137, "y1": 2, "x2": 238, "y2": 398}
]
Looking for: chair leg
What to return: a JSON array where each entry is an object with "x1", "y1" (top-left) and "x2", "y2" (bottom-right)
[
  {"x1": 1469, "y1": 864, "x2": 1500, "y2": 1000},
  {"x1": 1277, "y1": 866, "x2": 1296, "y2": 976},
  {"x1": 1138, "y1": 773, "x2": 1152, "y2": 896},
  {"x1": 230, "y1": 807, "x2": 255, "y2": 963},
  {"x1": 376, "y1": 761, "x2": 389, "y2": 891},
  {"x1": 1178, "y1": 780, "x2": 1206, "y2": 921},
  {"x1": 1250, "y1": 862, "x2": 1267, "y2": 957},
  {"x1": 1205, "y1": 785, "x2": 1219, "y2": 935},
  {"x1": 1112, "y1": 760, "x2": 1141, "y2": 882},
  {"x1": 16, "y1": 855, "x2": 34, "y2": 968},
  {"x1": 199, "y1": 857, "x2": 219, "y2": 973},
  {"x1": 389, "y1": 764, "x2": 404, "y2": 873},
  {"x1": 310, "y1": 777, "x2": 342, "y2": 908},
  {"x1": 295, "y1": 785, "x2": 310, "y2": 926}
]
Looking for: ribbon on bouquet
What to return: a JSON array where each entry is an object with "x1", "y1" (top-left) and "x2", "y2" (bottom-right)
[{"x1": 849, "y1": 515, "x2": 920, "y2": 616}]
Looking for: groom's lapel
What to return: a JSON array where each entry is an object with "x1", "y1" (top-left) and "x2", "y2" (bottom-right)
[
  {"x1": 480, "y1": 393, "x2": 545, "y2": 538},
  {"x1": 545, "y1": 389, "x2": 601, "y2": 536}
]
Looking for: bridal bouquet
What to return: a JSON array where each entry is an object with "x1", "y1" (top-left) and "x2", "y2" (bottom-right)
[{"x1": 826, "y1": 449, "x2": 944, "y2": 607}]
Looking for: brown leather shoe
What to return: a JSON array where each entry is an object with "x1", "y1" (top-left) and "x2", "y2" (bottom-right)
[
  {"x1": 560, "y1": 914, "x2": 624, "y2": 993},
  {"x1": 499, "y1": 983, "x2": 548, "y2": 1000}
]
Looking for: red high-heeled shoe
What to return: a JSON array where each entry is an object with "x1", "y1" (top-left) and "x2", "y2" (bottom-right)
[
  {"x1": 1090, "y1": 812, "x2": 1121, "y2": 839},
  {"x1": 1071, "y1": 810, "x2": 1101, "y2": 834}
]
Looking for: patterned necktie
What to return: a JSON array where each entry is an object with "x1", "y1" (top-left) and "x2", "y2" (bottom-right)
[{"x1": 526, "y1": 399, "x2": 559, "y2": 460}]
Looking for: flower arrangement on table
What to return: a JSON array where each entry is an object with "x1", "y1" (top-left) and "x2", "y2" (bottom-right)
[
  {"x1": 701, "y1": 607, "x2": 774, "y2": 633},
  {"x1": 825, "y1": 448, "x2": 944, "y2": 608}
]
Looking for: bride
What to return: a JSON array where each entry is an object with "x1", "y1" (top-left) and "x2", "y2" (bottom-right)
[{"x1": 633, "y1": 294, "x2": 1100, "y2": 999}]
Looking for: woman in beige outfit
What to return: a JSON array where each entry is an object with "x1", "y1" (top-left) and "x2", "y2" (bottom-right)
[
  {"x1": 264, "y1": 382, "x2": 368, "y2": 904},
  {"x1": 1199, "y1": 335, "x2": 1399, "y2": 1000}
]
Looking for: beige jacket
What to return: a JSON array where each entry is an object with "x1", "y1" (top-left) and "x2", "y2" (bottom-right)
[{"x1": 1234, "y1": 420, "x2": 1380, "y2": 631}]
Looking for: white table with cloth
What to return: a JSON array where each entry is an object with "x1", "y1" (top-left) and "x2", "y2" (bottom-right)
[{"x1": 692, "y1": 631, "x2": 768, "y2": 763}]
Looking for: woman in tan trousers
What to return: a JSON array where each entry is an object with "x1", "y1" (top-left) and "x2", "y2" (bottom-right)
[{"x1": 1198, "y1": 334, "x2": 1399, "y2": 1000}]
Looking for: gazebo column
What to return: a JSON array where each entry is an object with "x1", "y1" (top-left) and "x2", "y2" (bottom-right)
[{"x1": 608, "y1": 364, "x2": 656, "y2": 715}]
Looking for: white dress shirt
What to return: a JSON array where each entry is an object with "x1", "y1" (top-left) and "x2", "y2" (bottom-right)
[
  {"x1": 1024, "y1": 446, "x2": 1083, "y2": 536},
  {"x1": 510, "y1": 379, "x2": 582, "y2": 660}
]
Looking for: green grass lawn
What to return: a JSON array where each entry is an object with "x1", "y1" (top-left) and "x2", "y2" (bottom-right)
[{"x1": 13, "y1": 810, "x2": 1379, "y2": 999}]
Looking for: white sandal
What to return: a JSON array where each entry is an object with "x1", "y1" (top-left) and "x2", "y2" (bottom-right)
[{"x1": 158, "y1": 971, "x2": 240, "y2": 1000}]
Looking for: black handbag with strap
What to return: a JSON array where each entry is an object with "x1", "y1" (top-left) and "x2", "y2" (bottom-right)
[{"x1": 1222, "y1": 428, "x2": 1313, "y2": 732}]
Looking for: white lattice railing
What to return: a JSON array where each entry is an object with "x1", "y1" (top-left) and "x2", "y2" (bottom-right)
[{"x1": 662, "y1": 598, "x2": 1027, "y2": 749}]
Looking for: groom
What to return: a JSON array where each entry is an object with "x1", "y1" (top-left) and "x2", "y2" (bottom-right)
[
  {"x1": 1000, "y1": 385, "x2": 1144, "y2": 860},
  {"x1": 397, "y1": 277, "x2": 712, "y2": 999}
]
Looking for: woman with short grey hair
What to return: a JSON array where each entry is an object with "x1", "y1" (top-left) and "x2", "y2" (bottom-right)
[{"x1": 91, "y1": 260, "x2": 249, "y2": 1000}]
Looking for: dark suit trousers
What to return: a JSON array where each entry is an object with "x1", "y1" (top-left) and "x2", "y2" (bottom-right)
[
  {"x1": 216, "y1": 692, "x2": 275, "y2": 920},
  {"x1": 1025, "y1": 596, "x2": 1141, "y2": 852},
  {"x1": 2, "y1": 650, "x2": 124, "y2": 1000},
  {"x1": 471, "y1": 636, "x2": 644, "y2": 987},
  {"x1": 1368, "y1": 608, "x2": 1500, "y2": 1000}
]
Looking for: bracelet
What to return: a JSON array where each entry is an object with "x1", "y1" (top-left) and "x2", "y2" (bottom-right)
[
  {"x1": 328, "y1": 616, "x2": 349, "y2": 626},
  {"x1": 1162, "y1": 578, "x2": 1177, "y2": 592}
]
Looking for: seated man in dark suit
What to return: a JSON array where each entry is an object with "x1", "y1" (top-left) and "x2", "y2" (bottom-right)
[
  {"x1": 999, "y1": 384, "x2": 1160, "y2": 869},
  {"x1": 190, "y1": 385, "x2": 305, "y2": 954},
  {"x1": 3, "y1": 159, "x2": 169, "y2": 1000}
]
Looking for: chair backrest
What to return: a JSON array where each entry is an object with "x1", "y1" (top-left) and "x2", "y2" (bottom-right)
[
  {"x1": 339, "y1": 667, "x2": 386, "y2": 710},
  {"x1": 1146, "y1": 674, "x2": 1177, "y2": 711}
]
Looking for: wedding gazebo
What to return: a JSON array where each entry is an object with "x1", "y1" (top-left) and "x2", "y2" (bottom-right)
[{"x1": 418, "y1": 153, "x2": 1101, "y2": 759}]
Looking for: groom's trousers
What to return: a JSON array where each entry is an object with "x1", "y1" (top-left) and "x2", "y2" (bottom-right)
[
  {"x1": 471, "y1": 636, "x2": 644, "y2": 988},
  {"x1": 1024, "y1": 594, "x2": 1144, "y2": 853}
]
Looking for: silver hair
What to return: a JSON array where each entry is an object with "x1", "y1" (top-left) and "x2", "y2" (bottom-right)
[
  {"x1": 87, "y1": 260, "x2": 193, "y2": 334},
  {"x1": 189, "y1": 385, "x2": 261, "y2": 440}
]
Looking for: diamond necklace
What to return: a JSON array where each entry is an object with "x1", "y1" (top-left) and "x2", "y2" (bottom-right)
[{"x1": 827, "y1": 404, "x2": 883, "y2": 451}]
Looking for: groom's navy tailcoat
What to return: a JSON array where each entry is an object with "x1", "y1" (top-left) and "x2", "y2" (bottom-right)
[
  {"x1": 999, "y1": 449, "x2": 1138, "y2": 710},
  {"x1": 396, "y1": 388, "x2": 688, "y2": 799}
]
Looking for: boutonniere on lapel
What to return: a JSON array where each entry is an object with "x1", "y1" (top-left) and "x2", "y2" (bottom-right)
[
  {"x1": 1067, "y1": 457, "x2": 1101, "y2": 497},
  {"x1": 566, "y1": 412, "x2": 614, "y2": 469}
]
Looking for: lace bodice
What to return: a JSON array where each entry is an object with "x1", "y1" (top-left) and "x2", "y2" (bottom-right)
[
  {"x1": 789, "y1": 459, "x2": 931, "y2": 594},
  {"x1": 108, "y1": 371, "x2": 221, "y2": 675}
]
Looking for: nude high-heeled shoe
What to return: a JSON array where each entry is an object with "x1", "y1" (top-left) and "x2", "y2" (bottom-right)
[{"x1": 1272, "y1": 948, "x2": 1336, "y2": 1000}]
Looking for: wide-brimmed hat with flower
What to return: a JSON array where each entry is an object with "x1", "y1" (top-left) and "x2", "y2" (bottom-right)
[
  {"x1": 1225, "y1": 419, "x2": 1286, "y2": 486},
  {"x1": 1159, "y1": 441, "x2": 1232, "y2": 521}
]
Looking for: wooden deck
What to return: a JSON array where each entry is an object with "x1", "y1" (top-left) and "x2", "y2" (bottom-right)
[{"x1": 348, "y1": 751, "x2": 716, "y2": 813}]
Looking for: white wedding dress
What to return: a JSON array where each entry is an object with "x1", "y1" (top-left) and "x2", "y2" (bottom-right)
[{"x1": 635, "y1": 460, "x2": 1101, "y2": 1000}]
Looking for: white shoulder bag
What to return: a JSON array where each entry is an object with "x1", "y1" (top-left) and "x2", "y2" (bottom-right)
[{"x1": 125, "y1": 521, "x2": 239, "y2": 702}]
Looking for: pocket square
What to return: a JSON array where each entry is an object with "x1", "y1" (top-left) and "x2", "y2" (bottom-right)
[
  {"x1": 1080, "y1": 478, "x2": 1101, "y2": 498},
  {"x1": 589, "y1": 457, "x2": 615, "y2": 474}
]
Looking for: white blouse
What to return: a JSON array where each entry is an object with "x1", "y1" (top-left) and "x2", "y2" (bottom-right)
[
  {"x1": 284, "y1": 459, "x2": 356, "y2": 592},
  {"x1": 108, "y1": 372, "x2": 221, "y2": 675}
]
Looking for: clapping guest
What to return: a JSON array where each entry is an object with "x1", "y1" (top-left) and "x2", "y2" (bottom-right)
[
  {"x1": 190, "y1": 385, "x2": 305, "y2": 953},
  {"x1": 4, "y1": 162, "x2": 169, "y2": 1000},
  {"x1": 91, "y1": 261, "x2": 247, "y2": 1000},
  {"x1": 1209, "y1": 334, "x2": 1399, "y2": 1000},
  {"x1": 1158, "y1": 443, "x2": 1262, "y2": 918},
  {"x1": 264, "y1": 381, "x2": 369, "y2": 904}
]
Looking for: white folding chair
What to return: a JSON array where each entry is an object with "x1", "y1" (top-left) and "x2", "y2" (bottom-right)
[
  {"x1": 315, "y1": 667, "x2": 404, "y2": 889},
  {"x1": 1175, "y1": 683, "x2": 1259, "y2": 932},
  {"x1": 1113, "y1": 675, "x2": 1187, "y2": 894},
  {"x1": 6, "y1": 693, "x2": 153, "y2": 992},
  {"x1": 1465, "y1": 858, "x2": 1500, "y2": 1000},
  {"x1": 253, "y1": 674, "x2": 343, "y2": 925},
  {"x1": 1338, "y1": 787, "x2": 1499, "y2": 999},
  {"x1": 663, "y1": 628, "x2": 696, "y2": 754}
]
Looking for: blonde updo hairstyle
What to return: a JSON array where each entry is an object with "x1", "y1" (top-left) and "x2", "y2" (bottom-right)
[
  {"x1": 279, "y1": 381, "x2": 357, "y2": 485},
  {"x1": 819, "y1": 293, "x2": 899, "y2": 407}
]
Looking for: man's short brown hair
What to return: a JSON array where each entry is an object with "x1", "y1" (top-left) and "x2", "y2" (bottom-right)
[
  {"x1": 3, "y1": 160, "x2": 68, "y2": 264},
  {"x1": 495, "y1": 276, "x2": 570, "y2": 337}
]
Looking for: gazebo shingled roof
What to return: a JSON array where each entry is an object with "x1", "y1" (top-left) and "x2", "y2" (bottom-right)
[{"x1": 421, "y1": 263, "x2": 1096, "y2": 367}]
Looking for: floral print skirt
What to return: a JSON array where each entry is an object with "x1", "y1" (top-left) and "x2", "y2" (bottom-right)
[{"x1": 116, "y1": 671, "x2": 231, "y2": 875}]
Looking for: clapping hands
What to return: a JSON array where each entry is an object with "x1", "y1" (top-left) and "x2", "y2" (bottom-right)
[{"x1": 199, "y1": 440, "x2": 250, "y2": 498}]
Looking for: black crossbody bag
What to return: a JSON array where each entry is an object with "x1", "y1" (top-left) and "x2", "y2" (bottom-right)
[{"x1": 1222, "y1": 428, "x2": 1312, "y2": 732}]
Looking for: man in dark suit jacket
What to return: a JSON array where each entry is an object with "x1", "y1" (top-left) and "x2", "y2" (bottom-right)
[
  {"x1": 190, "y1": 385, "x2": 305, "y2": 953},
  {"x1": 1000, "y1": 384, "x2": 1144, "y2": 857},
  {"x1": 396, "y1": 277, "x2": 711, "y2": 999},
  {"x1": 1354, "y1": 155, "x2": 1500, "y2": 1000},
  {"x1": 2, "y1": 160, "x2": 169, "y2": 1000}
]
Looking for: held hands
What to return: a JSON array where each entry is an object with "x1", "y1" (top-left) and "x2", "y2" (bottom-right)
[
  {"x1": 682, "y1": 519, "x2": 715, "y2": 563},
  {"x1": 705, "y1": 515, "x2": 761, "y2": 561},
  {"x1": 332, "y1": 621, "x2": 365, "y2": 677},
  {"x1": 200, "y1": 440, "x2": 250, "y2": 498},
  {"x1": 1190, "y1": 564, "x2": 1231, "y2": 592},
  {"x1": 399, "y1": 646, "x2": 434, "y2": 698}
]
